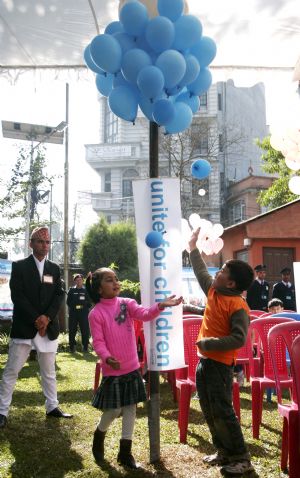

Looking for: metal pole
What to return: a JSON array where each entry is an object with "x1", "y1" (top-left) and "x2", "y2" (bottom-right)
[
  {"x1": 148, "y1": 121, "x2": 160, "y2": 463},
  {"x1": 64, "y1": 83, "x2": 69, "y2": 329}
]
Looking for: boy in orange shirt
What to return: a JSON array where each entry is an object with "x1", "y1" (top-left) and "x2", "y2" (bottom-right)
[{"x1": 189, "y1": 228, "x2": 255, "y2": 476}]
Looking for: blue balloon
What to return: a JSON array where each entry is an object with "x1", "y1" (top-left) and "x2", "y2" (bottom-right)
[
  {"x1": 137, "y1": 65, "x2": 164, "y2": 100},
  {"x1": 139, "y1": 96, "x2": 155, "y2": 121},
  {"x1": 187, "y1": 67, "x2": 212, "y2": 96},
  {"x1": 157, "y1": 0, "x2": 184, "y2": 21},
  {"x1": 90, "y1": 34, "x2": 122, "y2": 73},
  {"x1": 156, "y1": 50, "x2": 186, "y2": 89},
  {"x1": 113, "y1": 71, "x2": 130, "y2": 88},
  {"x1": 191, "y1": 159, "x2": 211, "y2": 179},
  {"x1": 105, "y1": 21, "x2": 124, "y2": 35},
  {"x1": 153, "y1": 99, "x2": 175, "y2": 125},
  {"x1": 176, "y1": 92, "x2": 200, "y2": 113},
  {"x1": 164, "y1": 102, "x2": 193, "y2": 134},
  {"x1": 190, "y1": 36, "x2": 217, "y2": 67},
  {"x1": 173, "y1": 15, "x2": 203, "y2": 51},
  {"x1": 122, "y1": 48, "x2": 152, "y2": 84},
  {"x1": 119, "y1": 1, "x2": 149, "y2": 37},
  {"x1": 145, "y1": 231, "x2": 163, "y2": 248},
  {"x1": 109, "y1": 85, "x2": 139, "y2": 122},
  {"x1": 178, "y1": 54, "x2": 200, "y2": 87},
  {"x1": 165, "y1": 85, "x2": 184, "y2": 97},
  {"x1": 145, "y1": 17, "x2": 175, "y2": 53},
  {"x1": 95, "y1": 73, "x2": 113, "y2": 96},
  {"x1": 113, "y1": 32, "x2": 136, "y2": 54},
  {"x1": 83, "y1": 45, "x2": 106, "y2": 75}
]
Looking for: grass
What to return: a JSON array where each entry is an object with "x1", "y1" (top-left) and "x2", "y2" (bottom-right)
[{"x1": 0, "y1": 351, "x2": 289, "y2": 478}]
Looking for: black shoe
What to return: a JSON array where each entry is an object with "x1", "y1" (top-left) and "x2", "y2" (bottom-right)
[
  {"x1": 117, "y1": 439, "x2": 140, "y2": 469},
  {"x1": 69, "y1": 347, "x2": 75, "y2": 353},
  {"x1": 46, "y1": 407, "x2": 73, "y2": 419},
  {"x1": 92, "y1": 428, "x2": 106, "y2": 463},
  {"x1": 0, "y1": 414, "x2": 7, "y2": 428}
]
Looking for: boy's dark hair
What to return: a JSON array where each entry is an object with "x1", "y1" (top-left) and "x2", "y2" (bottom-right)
[
  {"x1": 225, "y1": 260, "x2": 254, "y2": 292},
  {"x1": 268, "y1": 298, "x2": 283, "y2": 308},
  {"x1": 85, "y1": 267, "x2": 116, "y2": 303}
]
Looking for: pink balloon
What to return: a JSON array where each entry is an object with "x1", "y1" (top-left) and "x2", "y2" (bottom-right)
[{"x1": 213, "y1": 238, "x2": 224, "y2": 254}]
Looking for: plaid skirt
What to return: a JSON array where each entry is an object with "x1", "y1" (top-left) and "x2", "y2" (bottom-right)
[{"x1": 92, "y1": 369, "x2": 147, "y2": 410}]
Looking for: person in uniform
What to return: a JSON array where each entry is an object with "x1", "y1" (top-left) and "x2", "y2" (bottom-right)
[
  {"x1": 0, "y1": 226, "x2": 72, "y2": 428},
  {"x1": 272, "y1": 267, "x2": 296, "y2": 311},
  {"x1": 246, "y1": 264, "x2": 269, "y2": 311},
  {"x1": 67, "y1": 274, "x2": 91, "y2": 352}
]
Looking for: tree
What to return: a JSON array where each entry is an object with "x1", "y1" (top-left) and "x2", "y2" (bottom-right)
[
  {"x1": 256, "y1": 136, "x2": 299, "y2": 208},
  {"x1": 159, "y1": 117, "x2": 247, "y2": 218},
  {"x1": 77, "y1": 217, "x2": 139, "y2": 281},
  {"x1": 0, "y1": 145, "x2": 54, "y2": 250}
]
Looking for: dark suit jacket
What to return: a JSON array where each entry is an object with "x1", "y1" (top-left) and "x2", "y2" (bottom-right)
[
  {"x1": 9, "y1": 255, "x2": 64, "y2": 340},
  {"x1": 246, "y1": 279, "x2": 269, "y2": 311},
  {"x1": 272, "y1": 282, "x2": 296, "y2": 311}
]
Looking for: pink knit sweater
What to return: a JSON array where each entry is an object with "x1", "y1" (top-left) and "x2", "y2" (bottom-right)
[{"x1": 88, "y1": 296, "x2": 161, "y2": 376}]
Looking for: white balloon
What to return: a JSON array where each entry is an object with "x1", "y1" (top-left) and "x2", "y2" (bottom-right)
[
  {"x1": 199, "y1": 219, "x2": 213, "y2": 239},
  {"x1": 213, "y1": 237, "x2": 224, "y2": 254},
  {"x1": 188, "y1": 213, "x2": 201, "y2": 230},
  {"x1": 288, "y1": 176, "x2": 300, "y2": 195},
  {"x1": 198, "y1": 188, "x2": 206, "y2": 196},
  {"x1": 270, "y1": 133, "x2": 285, "y2": 152},
  {"x1": 202, "y1": 239, "x2": 214, "y2": 256},
  {"x1": 210, "y1": 223, "x2": 224, "y2": 239},
  {"x1": 285, "y1": 153, "x2": 300, "y2": 171},
  {"x1": 286, "y1": 127, "x2": 300, "y2": 144}
]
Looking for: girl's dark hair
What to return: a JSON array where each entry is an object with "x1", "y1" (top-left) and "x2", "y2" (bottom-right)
[
  {"x1": 268, "y1": 298, "x2": 283, "y2": 308},
  {"x1": 85, "y1": 267, "x2": 116, "y2": 304},
  {"x1": 225, "y1": 260, "x2": 254, "y2": 292}
]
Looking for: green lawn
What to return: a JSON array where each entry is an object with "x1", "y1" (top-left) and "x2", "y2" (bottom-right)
[{"x1": 0, "y1": 351, "x2": 288, "y2": 478}]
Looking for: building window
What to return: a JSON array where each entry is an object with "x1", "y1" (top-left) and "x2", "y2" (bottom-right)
[
  {"x1": 230, "y1": 201, "x2": 246, "y2": 224},
  {"x1": 104, "y1": 172, "x2": 111, "y2": 192},
  {"x1": 191, "y1": 124, "x2": 209, "y2": 156},
  {"x1": 104, "y1": 103, "x2": 118, "y2": 143},
  {"x1": 199, "y1": 93, "x2": 207, "y2": 108},
  {"x1": 192, "y1": 178, "x2": 209, "y2": 198},
  {"x1": 218, "y1": 93, "x2": 222, "y2": 111},
  {"x1": 122, "y1": 169, "x2": 139, "y2": 198},
  {"x1": 106, "y1": 215, "x2": 112, "y2": 224}
]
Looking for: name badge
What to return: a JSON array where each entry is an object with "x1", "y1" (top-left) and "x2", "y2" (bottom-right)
[
  {"x1": 79, "y1": 295, "x2": 85, "y2": 300},
  {"x1": 43, "y1": 275, "x2": 53, "y2": 284},
  {"x1": 262, "y1": 295, "x2": 267, "y2": 300},
  {"x1": 286, "y1": 296, "x2": 291, "y2": 300}
]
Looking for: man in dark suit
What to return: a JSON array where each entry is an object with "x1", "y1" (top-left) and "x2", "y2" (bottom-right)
[
  {"x1": 246, "y1": 264, "x2": 269, "y2": 311},
  {"x1": 0, "y1": 227, "x2": 73, "y2": 428},
  {"x1": 272, "y1": 267, "x2": 296, "y2": 311},
  {"x1": 67, "y1": 274, "x2": 91, "y2": 352}
]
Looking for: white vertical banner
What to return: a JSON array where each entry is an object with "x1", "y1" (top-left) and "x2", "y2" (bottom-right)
[
  {"x1": 133, "y1": 178, "x2": 185, "y2": 371},
  {"x1": 294, "y1": 262, "x2": 300, "y2": 312}
]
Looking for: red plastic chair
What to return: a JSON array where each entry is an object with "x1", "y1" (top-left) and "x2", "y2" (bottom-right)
[
  {"x1": 175, "y1": 317, "x2": 202, "y2": 443},
  {"x1": 249, "y1": 310, "x2": 266, "y2": 317},
  {"x1": 268, "y1": 321, "x2": 300, "y2": 477},
  {"x1": 167, "y1": 314, "x2": 202, "y2": 402},
  {"x1": 247, "y1": 317, "x2": 294, "y2": 438},
  {"x1": 175, "y1": 317, "x2": 240, "y2": 442}
]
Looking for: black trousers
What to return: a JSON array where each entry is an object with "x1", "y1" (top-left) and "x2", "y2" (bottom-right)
[
  {"x1": 68, "y1": 313, "x2": 90, "y2": 350},
  {"x1": 196, "y1": 358, "x2": 250, "y2": 460}
]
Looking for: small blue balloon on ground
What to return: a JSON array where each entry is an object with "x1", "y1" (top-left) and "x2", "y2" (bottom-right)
[{"x1": 145, "y1": 231, "x2": 164, "y2": 248}]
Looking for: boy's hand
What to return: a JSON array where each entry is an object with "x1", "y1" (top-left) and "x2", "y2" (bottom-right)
[
  {"x1": 159, "y1": 295, "x2": 183, "y2": 309},
  {"x1": 189, "y1": 227, "x2": 200, "y2": 251},
  {"x1": 106, "y1": 356, "x2": 121, "y2": 370}
]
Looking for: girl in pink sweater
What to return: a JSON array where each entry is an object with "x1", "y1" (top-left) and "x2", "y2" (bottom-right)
[{"x1": 86, "y1": 267, "x2": 182, "y2": 469}]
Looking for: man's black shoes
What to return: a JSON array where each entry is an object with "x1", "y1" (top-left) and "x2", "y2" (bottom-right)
[
  {"x1": 46, "y1": 407, "x2": 73, "y2": 419},
  {"x1": 0, "y1": 414, "x2": 7, "y2": 428}
]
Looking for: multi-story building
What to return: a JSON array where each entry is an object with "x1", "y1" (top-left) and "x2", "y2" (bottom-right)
[{"x1": 85, "y1": 79, "x2": 269, "y2": 225}]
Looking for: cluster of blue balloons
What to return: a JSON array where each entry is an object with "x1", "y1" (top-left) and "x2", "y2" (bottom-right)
[{"x1": 84, "y1": 0, "x2": 216, "y2": 135}]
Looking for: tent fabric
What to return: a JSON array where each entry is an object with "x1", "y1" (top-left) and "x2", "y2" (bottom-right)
[{"x1": 0, "y1": 0, "x2": 299, "y2": 69}]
